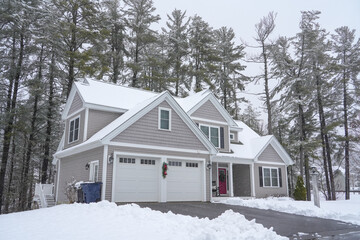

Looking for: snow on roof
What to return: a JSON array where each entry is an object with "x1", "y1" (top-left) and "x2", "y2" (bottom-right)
[
  {"x1": 175, "y1": 90, "x2": 210, "y2": 112},
  {"x1": 84, "y1": 91, "x2": 165, "y2": 144},
  {"x1": 235, "y1": 120, "x2": 260, "y2": 144},
  {"x1": 75, "y1": 78, "x2": 158, "y2": 110}
]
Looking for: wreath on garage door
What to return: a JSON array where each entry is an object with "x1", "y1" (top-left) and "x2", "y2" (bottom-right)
[{"x1": 162, "y1": 162, "x2": 168, "y2": 178}]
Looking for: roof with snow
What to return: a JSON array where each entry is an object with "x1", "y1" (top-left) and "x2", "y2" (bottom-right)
[{"x1": 56, "y1": 79, "x2": 293, "y2": 165}]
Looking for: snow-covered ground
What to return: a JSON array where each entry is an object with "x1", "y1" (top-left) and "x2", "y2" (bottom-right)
[
  {"x1": 0, "y1": 201, "x2": 286, "y2": 240},
  {"x1": 219, "y1": 193, "x2": 360, "y2": 226}
]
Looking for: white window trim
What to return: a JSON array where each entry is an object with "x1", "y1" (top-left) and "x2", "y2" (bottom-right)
[
  {"x1": 68, "y1": 115, "x2": 80, "y2": 144},
  {"x1": 262, "y1": 167, "x2": 280, "y2": 188},
  {"x1": 199, "y1": 124, "x2": 220, "y2": 148},
  {"x1": 89, "y1": 160, "x2": 99, "y2": 182},
  {"x1": 158, "y1": 107, "x2": 172, "y2": 131}
]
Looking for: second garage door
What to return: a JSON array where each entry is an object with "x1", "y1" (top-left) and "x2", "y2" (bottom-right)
[{"x1": 166, "y1": 160, "x2": 203, "y2": 201}]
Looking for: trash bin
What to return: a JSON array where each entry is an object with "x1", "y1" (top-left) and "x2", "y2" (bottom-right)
[{"x1": 79, "y1": 182, "x2": 102, "y2": 203}]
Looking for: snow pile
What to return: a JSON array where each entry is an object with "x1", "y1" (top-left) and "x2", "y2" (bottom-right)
[
  {"x1": 0, "y1": 201, "x2": 286, "y2": 240},
  {"x1": 220, "y1": 194, "x2": 360, "y2": 225}
]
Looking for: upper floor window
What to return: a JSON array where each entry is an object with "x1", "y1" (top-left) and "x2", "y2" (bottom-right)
[
  {"x1": 200, "y1": 124, "x2": 219, "y2": 148},
  {"x1": 69, "y1": 116, "x2": 80, "y2": 143},
  {"x1": 159, "y1": 107, "x2": 171, "y2": 131}
]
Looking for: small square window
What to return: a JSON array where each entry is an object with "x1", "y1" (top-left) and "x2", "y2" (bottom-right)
[{"x1": 132, "y1": 159, "x2": 135, "y2": 164}]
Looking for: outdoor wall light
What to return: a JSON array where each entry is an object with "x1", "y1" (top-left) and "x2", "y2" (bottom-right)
[
  {"x1": 206, "y1": 162, "x2": 212, "y2": 170},
  {"x1": 108, "y1": 153, "x2": 114, "y2": 164},
  {"x1": 85, "y1": 163, "x2": 90, "y2": 170}
]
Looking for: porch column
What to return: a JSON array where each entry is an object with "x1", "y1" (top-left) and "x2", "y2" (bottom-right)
[
  {"x1": 229, "y1": 163, "x2": 234, "y2": 197},
  {"x1": 250, "y1": 163, "x2": 256, "y2": 197}
]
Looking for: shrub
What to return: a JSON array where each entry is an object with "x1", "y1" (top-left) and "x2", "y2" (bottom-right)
[{"x1": 293, "y1": 176, "x2": 307, "y2": 200}]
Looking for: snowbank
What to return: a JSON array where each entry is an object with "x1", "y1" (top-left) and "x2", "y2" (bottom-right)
[
  {"x1": 220, "y1": 194, "x2": 360, "y2": 225},
  {"x1": 0, "y1": 201, "x2": 286, "y2": 240}
]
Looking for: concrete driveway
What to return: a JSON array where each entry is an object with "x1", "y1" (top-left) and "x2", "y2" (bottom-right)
[{"x1": 136, "y1": 202, "x2": 360, "y2": 239}]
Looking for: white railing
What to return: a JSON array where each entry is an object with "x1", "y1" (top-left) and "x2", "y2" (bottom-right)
[{"x1": 34, "y1": 183, "x2": 54, "y2": 208}]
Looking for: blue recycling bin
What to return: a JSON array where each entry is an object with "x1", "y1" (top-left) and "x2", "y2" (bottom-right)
[{"x1": 80, "y1": 182, "x2": 102, "y2": 203}]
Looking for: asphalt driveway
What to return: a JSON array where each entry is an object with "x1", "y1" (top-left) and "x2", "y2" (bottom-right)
[{"x1": 136, "y1": 202, "x2": 360, "y2": 239}]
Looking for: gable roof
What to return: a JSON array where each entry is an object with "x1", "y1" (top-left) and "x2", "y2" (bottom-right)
[
  {"x1": 176, "y1": 91, "x2": 239, "y2": 128},
  {"x1": 62, "y1": 79, "x2": 158, "y2": 119},
  {"x1": 55, "y1": 90, "x2": 218, "y2": 159},
  {"x1": 215, "y1": 121, "x2": 294, "y2": 166}
]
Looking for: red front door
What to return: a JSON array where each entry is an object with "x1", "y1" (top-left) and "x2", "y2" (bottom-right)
[{"x1": 218, "y1": 168, "x2": 227, "y2": 194}]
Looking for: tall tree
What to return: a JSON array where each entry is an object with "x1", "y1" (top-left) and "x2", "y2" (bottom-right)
[
  {"x1": 253, "y1": 12, "x2": 276, "y2": 134},
  {"x1": 52, "y1": 0, "x2": 101, "y2": 98},
  {"x1": 212, "y1": 27, "x2": 247, "y2": 117},
  {"x1": 188, "y1": 15, "x2": 216, "y2": 92},
  {"x1": 123, "y1": 0, "x2": 160, "y2": 87},
  {"x1": 332, "y1": 27, "x2": 360, "y2": 200},
  {"x1": 162, "y1": 9, "x2": 190, "y2": 96}
]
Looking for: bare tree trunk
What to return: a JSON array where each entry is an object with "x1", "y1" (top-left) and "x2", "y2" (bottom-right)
[
  {"x1": 0, "y1": 32, "x2": 24, "y2": 214},
  {"x1": 67, "y1": 4, "x2": 78, "y2": 98},
  {"x1": 4, "y1": 135, "x2": 16, "y2": 213},
  {"x1": 41, "y1": 49, "x2": 55, "y2": 184},
  {"x1": 19, "y1": 43, "x2": 43, "y2": 210},
  {"x1": 343, "y1": 65, "x2": 350, "y2": 200},
  {"x1": 262, "y1": 41, "x2": 272, "y2": 135},
  {"x1": 315, "y1": 70, "x2": 332, "y2": 200}
]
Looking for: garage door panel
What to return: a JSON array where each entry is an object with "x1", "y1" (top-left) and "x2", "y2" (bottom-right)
[
  {"x1": 114, "y1": 157, "x2": 159, "y2": 202},
  {"x1": 167, "y1": 161, "x2": 202, "y2": 201}
]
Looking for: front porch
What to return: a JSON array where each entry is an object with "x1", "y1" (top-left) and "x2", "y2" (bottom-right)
[{"x1": 211, "y1": 160, "x2": 254, "y2": 198}]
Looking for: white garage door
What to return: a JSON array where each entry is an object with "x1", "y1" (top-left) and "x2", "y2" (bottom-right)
[
  {"x1": 166, "y1": 160, "x2": 203, "y2": 201},
  {"x1": 114, "y1": 157, "x2": 159, "y2": 202}
]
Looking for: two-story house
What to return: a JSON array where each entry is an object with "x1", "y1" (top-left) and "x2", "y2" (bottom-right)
[{"x1": 53, "y1": 79, "x2": 293, "y2": 203}]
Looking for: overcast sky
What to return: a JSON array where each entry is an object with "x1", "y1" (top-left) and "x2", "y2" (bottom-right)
[{"x1": 152, "y1": 0, "x2": 360, "y2": 122}]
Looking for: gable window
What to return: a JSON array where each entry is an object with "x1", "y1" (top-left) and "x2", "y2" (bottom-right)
[
  {"x1": 200, "y1": 124, "x2": 219, "y2": 148},
  {"x1": 263, "y1": 167, "x2": 279, "y2": 187},
  {"x1": 89, "y1": 160, "x2": 99, "y2": 182},
  {"x1": 159, "y1": 107, "x2": 171, "y2": 131},
  {"x1": 69, "y1": 116, "x2": 80, "y2": 143}
]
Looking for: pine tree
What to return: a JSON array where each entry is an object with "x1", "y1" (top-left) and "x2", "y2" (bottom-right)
[
  {"x1": 294, "y1": 176, "x2": 307, "y2": 200},
  {"x1": 253, "y1": 12, "x2": 276, "y2": 135},
  {"x1": 162, "y1": 9, "x2": 190, "y2": 96},
  {"x1": 212, "y1": 26, "x2": 247, "y2": 117},
  {"x1": 188, "y1": 15, "x2": 216, "y2": 92},
  {"x1": 123, "y1": 0, "x2": 160, "y2": 87},
  {"x1": 332, "y1": 27, "x2": 360, "y2": 200}
]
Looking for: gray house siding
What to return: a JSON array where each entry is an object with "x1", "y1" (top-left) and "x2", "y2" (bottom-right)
[
  {"x1": 233, "y1": 164, "x2": 251, "y2": 197},
  {"x1": 106, "y1": 145, "x2": 210, "y2": 202},
  {"x1": 254, "y1": 163, "x2": 287, "y2": 198},
  {"x1": 87, "y1": 109, "x2": 121, "y2": 139},
  {"x1": 68, "y1": 92, "x2": 83, "y2": 116},
  {"x1": 191, "y1": 100, "x2": 227, "y2": 122},
  {"x1": 194, "y1": 119, "x2": 229, "y2": 152},
  {"x1": 64, "y1": 110, "x2": 85, "y2": 149},
  {"x1": 258, "y1": 144, "x2": 284, "y2": 163},
  {"x1": 111, "y1": 100, "x2": 208, "y2": 151},
  {"x1": 57, "y1": 147, "x2": 103, "y2": 203}
]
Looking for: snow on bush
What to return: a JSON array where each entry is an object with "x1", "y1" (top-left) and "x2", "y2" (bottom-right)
[
  {"x1": 220, "y1": 194, "x2": 360, "y2": 225},
  {"x1": 0, "y1": 201, "x2": 286, "y2": 240}
]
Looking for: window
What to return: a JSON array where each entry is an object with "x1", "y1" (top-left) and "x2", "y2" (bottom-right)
[
  {"x1": 168, "y1": 161, "x2": 182, "y2": 167},
  {"x1": 141, "y1": 159, "x2": 156, "y2": 165},
  {"x1": 119, "y1": 158, "x2": 135, "y2": 164},
  {"x1": 69, "y1": 116, "x2": 80, "y2": 143},
  {"x1": 263, "y1": 167, "x2": 279, "y2": 187},
  {"x1": 186, "y1": 162, "x2": 198, "y2": 168},
  {"x1": 89, "y1": 160, "x2": 99, "y2": 182},
  {"x1": 230, "y1": 133, "x2": 235, "y2": 141},
  {"x1": 200, "y1": 124, "x2": 219, "y2": 148},
  {"x1": 159, "y1": 108, "x2": 171, "y2": 130}
]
